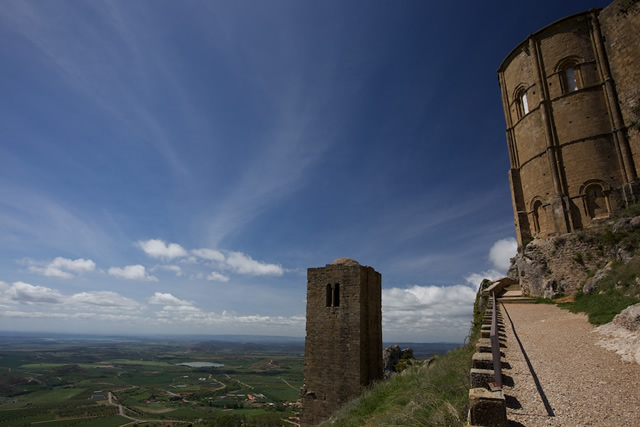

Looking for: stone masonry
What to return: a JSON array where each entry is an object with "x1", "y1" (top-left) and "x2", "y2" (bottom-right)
[
  {"x1": 300, "y1": 258, "x2": 382, "y2": 426},
  {"x1": 498, "y1": 0, "x2": 640, "y2": 251}
]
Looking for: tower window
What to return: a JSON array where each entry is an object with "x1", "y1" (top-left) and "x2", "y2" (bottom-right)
[
  {"x1": 521, "y1": 92, "x2": 529, "y2": 114},
  {"x1": 531, "y1": 198, "x2": 547, "y2": 236},
  {"x1": 556, "y1": 57, "x2": 582, "y2": 94},
  {"x1": 564, "y1": 67, "x2": 578, "y2": 92},
  {"x1": 326, "y1": 283, "x2": 340, "y2": 307},
  {"x1": 585, "y1": 183, "x2": 609, "y2": 219},
  {"x1": 514, "y1": 87, "x2": 529, "y2": 119}
]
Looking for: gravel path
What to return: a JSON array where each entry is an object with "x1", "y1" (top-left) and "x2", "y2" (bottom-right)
[{"x1": 500, "y1": 303, "x2": 640, "y2": 426}]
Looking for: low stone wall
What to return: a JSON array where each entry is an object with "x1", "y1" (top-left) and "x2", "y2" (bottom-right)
[{"x1": 468, "y1": 294, "x2": 508, "y2": 427}]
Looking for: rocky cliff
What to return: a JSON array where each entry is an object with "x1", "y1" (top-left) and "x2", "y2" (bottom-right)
[{"x1": 509, "y1": 215, "x2": 640, "y2": 298}]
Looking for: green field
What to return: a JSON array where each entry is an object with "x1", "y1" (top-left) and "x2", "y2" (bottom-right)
[{"x1": 0, "y1": 335, "x2": 304, "y2": 426}]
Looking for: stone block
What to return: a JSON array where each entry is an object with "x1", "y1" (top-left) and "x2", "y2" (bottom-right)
[
  {"x1": 472, "y1": 352, "x2": 494, "y2": 370},
  {"x1": 470, "y1": 368, "x2": 496, "y2": 389},
  {"x1": 475, "y1": 338, "x2": 492, "y2": 353},
  {"x1": 468, "y1": 388, "x2": 507, "y2": 427}
]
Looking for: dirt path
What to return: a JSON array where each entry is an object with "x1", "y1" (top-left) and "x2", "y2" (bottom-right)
[{"x1": 500, "y1": 303, "x2": 640, "y2": 426}]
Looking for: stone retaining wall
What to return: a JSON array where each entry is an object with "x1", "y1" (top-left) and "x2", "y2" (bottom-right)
[{"x1": 468, "y1": 294, "x2": 508, "y2": 427}]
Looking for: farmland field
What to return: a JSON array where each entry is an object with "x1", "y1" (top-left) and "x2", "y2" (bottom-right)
[{"x1": 0, "y1": 333, "x2": 305, "y2": 426}]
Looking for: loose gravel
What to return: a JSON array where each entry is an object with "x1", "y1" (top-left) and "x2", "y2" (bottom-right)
[{"x1": 500, "y1": 303, "x2": 640, "y2": 426}]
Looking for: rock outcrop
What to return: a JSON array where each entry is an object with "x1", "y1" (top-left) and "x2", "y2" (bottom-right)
[
  {"x1": 509, "y1": 216, "x2": 640, "y2": 298},
  {"x1": 613, "y1": 303, "x2": 640, "y2": 332},
  {"x1": 382, "y1": 345, "x2": 414, "y2": 379},
  {"x1": 510, "y1": 234, "x2": 599, "y2": 297}
]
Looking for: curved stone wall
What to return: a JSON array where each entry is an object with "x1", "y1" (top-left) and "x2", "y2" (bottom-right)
[{"x1": 498, "y1": 1, "x2": 640, "y2": 249}]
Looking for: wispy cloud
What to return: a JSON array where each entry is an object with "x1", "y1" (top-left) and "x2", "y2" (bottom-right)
[
  {"x1": 0, "y1": 182, "x2": 115, "y2": 256},
  {"x1": 152, "y1": 265, "x2": 183, "y2": 277},
  {"x1": 108, "y1": 265, "x2": 158, "y2": 281},
  {"x1": 192, "y1": 248, "x2": 225, "y2": 262},
  {"x1": 206, "y1": 272, "x2": 230, "y2": 282},
  {"x1": 0, "y1": 1, "x2": 191, "y2": 179},
  {"x1": 28, "y1": 257, "x2": 95, "y2": 279},
  {"x1": 148, "y1": 292, "x2": 193, "y2": 306},
  {"x1": 69, "y1": 291, "x2": 140, "y2": 310},
  {"x1": 225, "y1": 252, "x2": 283, "y2": 276},
  {"x1": 146, "y1": 240, "x2": 284, "y2": 277}
]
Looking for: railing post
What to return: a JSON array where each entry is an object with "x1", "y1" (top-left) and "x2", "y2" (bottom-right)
[{"x1": 491, "y1": 292, "x2": 503, "y2": 387}]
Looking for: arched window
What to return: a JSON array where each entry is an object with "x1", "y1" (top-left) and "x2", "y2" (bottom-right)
[
  {"x1": 530, "y1": 198, "x2": 547, "y2": 236},
  {"x1": 514, "y1": 86, "x2": 529, "y2": 119},
  {"x1": 556, "y1": 57, "x2": 582, "y2": 94},
  {"x1": 564, "y1": 67, "x2": 578, "y2": 92},
  {"x1": 584, "y1": 183, "x2": 609, "y2": 219},
  {"x1": 521, "y1": 91, "x2": 529, "y2": 114}
]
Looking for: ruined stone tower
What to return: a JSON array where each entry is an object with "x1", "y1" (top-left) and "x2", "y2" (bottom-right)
[
  {"x1": 301, "y1": 258, "x2": 382, "y2": 426},
  {"x1": 498, "y1": 0, "x2": 640, "y2": 251}
]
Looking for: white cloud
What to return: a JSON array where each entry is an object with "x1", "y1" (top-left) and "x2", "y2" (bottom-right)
[
  {"x1": 225, "y1": 251, "x2": 283, "y2": 276},
  {"x1": 69, "y1": 291, "x2": 140, "y2": 309},
  {"x1": 29, "y1": 256, "x2": 96, "y2": 278},
  {"x1": 137, "y1": 239, "x2": 187, "y2": 260},
  {"x1": 464, "y1": 269, "x2": 503, "y2": 290},
  {"x1": 138, "y1": 241, "x2": 284, "y2": 278},
  {"x1": 461, "y1": 237, "x2": 518, "y2": 290},
  {"x1": 206, "y1": 271, "x2": 230, "y2": 282},
  {"x1": 148, "y1": 292, "x2": 193, "y2": 306},
  {"x1": 0, "y1": 309, "x2": 144, "y2": 323},
  {"x1": 156, "y1": 304, "x2": 201, "y2": 313},
  {"x1": 382, "y1": 284, "x2": 477, "y2": 342},
  {"x1": 0, "y1": 282, "x2": 139, "y2": 311},
  {"x1": 151, "y1": 307, "x2": 304, "y2": 331},
  {"x1": 192, "y1": 248, "x2": 225, "y2": 262},
  {"x1": 108, "y1": 265, "x2": 158, "y2": 281},
  {"x1": 5, "y1": 281, "x2": 64, "y2": 304},
  {"x1": 489, "y1": 237, "x2": 517, "y2": 272}
]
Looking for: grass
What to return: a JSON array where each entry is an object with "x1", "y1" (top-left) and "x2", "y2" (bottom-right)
[
  {"x1": 322, "y1": 345, "x2": 473, "y2": 426},
  {"x1": 534, "y1": 256, "x2": 640, "y2": 325},
  {"x1": 562, "y1": 256, "x2": 640, "y2": 324},
  {"x1": 13, "y1": 388, "x2": 86, "y2": 404},
  {"x1": 320, "y1": 291, "x2": 486, "y2": 426},
  {"x1": 533, "y1": 297, "x2": 556, "y2": 304},
  {"x1": 558, "y1": 290, "x2": 639, "y2": 325}
]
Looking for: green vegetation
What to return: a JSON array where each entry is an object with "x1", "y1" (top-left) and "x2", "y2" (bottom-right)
[
  {"x1": 0, "y1": 336, "x2": 305, "y2": 426},
  {"x1": 558, "y1": 290, "x2": 638, "y2": 324},
  {"x1": 561, "y1": 254, "x2": 640, "y2": 324},
  {"x1": 322, "y1": 289, "x2": 486, "y2": 426},
  {"x1": 544, "y1": 203, "x2": 640, "y2": 323},
  {"x1": 322, "y1": 345, "x2": 474, "y2": 426}
]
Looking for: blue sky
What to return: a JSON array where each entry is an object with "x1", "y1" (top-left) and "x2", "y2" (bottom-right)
[{"x1": 0, "y1": 0, "x2": 604, "y2": 343}]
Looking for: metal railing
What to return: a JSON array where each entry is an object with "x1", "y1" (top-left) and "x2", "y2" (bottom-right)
[{"x1": 490, "y1": 292, "x2": 503, "y2": 388}]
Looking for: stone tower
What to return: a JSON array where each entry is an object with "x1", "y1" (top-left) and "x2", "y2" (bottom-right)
[
  {"x1": 497, "y1": 0, "x2": 640, "y2": 251},
  {"x1": 301, "y1": 258, "x2": 382, "y2": 426}
]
